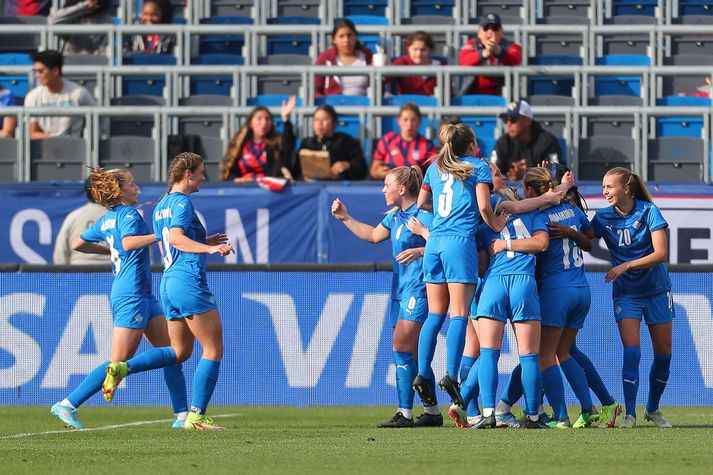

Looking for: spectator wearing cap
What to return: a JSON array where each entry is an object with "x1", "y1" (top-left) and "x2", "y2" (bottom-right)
[
  {"x1": 458, "y1": 13, "x2": 522, "y2": 96},
  {"x1": 490, "y1": 100, "x2": 561, "y2": 181}
]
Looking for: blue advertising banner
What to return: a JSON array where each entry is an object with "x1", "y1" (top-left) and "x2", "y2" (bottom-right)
[{"x1": 1, "y1": 271, "x2": 712, "y2": 407}]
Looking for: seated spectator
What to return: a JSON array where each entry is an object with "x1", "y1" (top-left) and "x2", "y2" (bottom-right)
[
  {"x1": 315, "y1": 19, "x2": 373, "y2": 97},
  {"x1": 0, "y1": 86, "x2": 17, "y2": 138},
  {"x1": 297, "y1": 105, "x2": 367, "y2": 180},
  {"x1": 124, "y1": 0, "x2": 175, "y2": 56},
  {"x1": 53, "y1": 177, "x2": 110, "y2": 265},
  {"x1": 220, "y1": 97, "x2": 296, "y2": 182},
  {"x1": 385, "y1": 31, "x2": 444, "y2": 96},
  {"x1": 491, "y1": 100, "x2": 561, "y2": 181},
  {"x1": 459, "y1": 13, "x2": 521, "y2": 96},
  {"x1": 371, "y1": 103, "x2": 437, "y2": 179},
  {"x1": 4, "y1": 0, "x2": 50, "y2": 16},
  {"x1": 25, "y1": 50, "x2": 96, "y2": 138},
  {"x1": 49, "y1": 0, "x2": 113, "y2": 56}
]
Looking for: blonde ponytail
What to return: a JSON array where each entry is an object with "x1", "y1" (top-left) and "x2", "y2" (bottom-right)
[
  {"x1": 605, "y1": 167, "x2": 653, "y2": 203},
  {"x1": 434, "y1": 123, "x2": 475, "y2": 182}
]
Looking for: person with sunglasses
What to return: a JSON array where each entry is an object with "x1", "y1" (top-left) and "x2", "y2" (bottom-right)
[
  {"x1": 490, "y1": 100, "x2": 561, "y2": 181},
  {"x1": 458, "y1": 13, "x2": 521, "y2": 96}
]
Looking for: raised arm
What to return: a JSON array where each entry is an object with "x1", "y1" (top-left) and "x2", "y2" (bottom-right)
[
  {"x1": 499, "y1": 189, "x2": 562, "y2": 215},
  {"x1": 331, "y1": 198, "x2": 389, "y2": 243}
]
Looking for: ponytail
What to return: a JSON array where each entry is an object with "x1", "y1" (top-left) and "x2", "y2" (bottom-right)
[
  {"x1": 434, "y1": 123, "x2": 475, "y2": 182},
  {"x1": 385, "y1": 165, "x2": 423, "y2": 213},
  {"x1": 605, "y1": 167, "x2": 653, "y2": 203},
  {"x1": 89, "y1": 166, "x2": 128, "y2": 208}
]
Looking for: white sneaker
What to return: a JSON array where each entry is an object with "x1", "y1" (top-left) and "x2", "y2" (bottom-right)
[
  {"x1": 620, "y1": 414, "x2": 637, "y2": 428},
  {"x1": 644, "y1": 410, "x2": 672, "y2": 428},
  {"x1": 467, "y1": 415, "x2": 483, "y2": 427}
]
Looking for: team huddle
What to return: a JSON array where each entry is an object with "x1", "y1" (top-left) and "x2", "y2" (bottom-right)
[{"x1": 334, "y1": 123, "x2": 674, "y2": 430}]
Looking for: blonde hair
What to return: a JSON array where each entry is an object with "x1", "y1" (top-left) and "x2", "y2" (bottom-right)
[
  {"x1": 604, "y1": 167, "x2": 653, "y2": 203},
  {"x1": 434, "y1": 123, "x2": 475, "y2": 182},
  {"x1": 89, "y1": 166, "x2": 129, "y2": 208},
  {"x1": 495, "y1": 187, "x2": 520, "y2": 203},
  {"x1": 167, "y1": 152, "x2": 203, "y2": 193},
  {"x1": 386, "y1": 165, "x2": 423, "y2": 213},
  {"x1": 523, "y1": 167, "x2": 557, "y2": 197}
]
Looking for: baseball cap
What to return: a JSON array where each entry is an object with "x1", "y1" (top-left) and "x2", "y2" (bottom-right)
[
  {"x1": 499, "y1": 100, "x2": 533, "y2": 120},
  {"x1": 479, "y1": 13, "x2": 502, "y2": 28}
]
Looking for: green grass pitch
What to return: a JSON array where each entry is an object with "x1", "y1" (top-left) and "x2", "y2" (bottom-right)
[{"x1": 1, "y1": 406, "x2": 711, "y2": 474}]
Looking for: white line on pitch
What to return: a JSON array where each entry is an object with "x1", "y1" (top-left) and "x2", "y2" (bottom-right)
[{"x1": 0, "y1": 413, "x2": 240, "y2": 440}]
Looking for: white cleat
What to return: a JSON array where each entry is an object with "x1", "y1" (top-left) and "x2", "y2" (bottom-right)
[
  {"x1": 644, "y1": 410, "x2": 672, "y2": 428},
  {"x1": 620, "y1": 414, "x2": 637, "y2": 428}
]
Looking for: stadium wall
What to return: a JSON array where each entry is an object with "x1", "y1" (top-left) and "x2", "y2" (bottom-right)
[
  {"x1": 2, "y1": 182, "x2": 713, "y2": 265},
  {"x1": 1, "y1": 267, "x2": 712, "y2": 407}
]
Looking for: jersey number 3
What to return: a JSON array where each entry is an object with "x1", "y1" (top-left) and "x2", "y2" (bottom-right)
[{"x1": 437, "y1": 173, "x2": 454, "y2": 217}]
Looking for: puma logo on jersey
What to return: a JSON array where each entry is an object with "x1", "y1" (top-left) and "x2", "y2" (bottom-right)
[{"x1": 177, "y1": 203, "x2": 186, "y2": 209}]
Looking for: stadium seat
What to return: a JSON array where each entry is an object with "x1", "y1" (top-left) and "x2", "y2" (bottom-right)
[
  {"x1": 598, "y1": 16, "x2": 655, "y2": 56},
  {"x1": 578, "y1": 136, "x2": 635, "y2": 181},
  {"x1": 533, "y1": 32, "x2": 585, "y2": 58},
  {"x1": 177, "y1": 96, "x2": 231, "y2": 138},
  {"x1": 257, "y1": 73, "x2": 303, "y2": 96},
  {"x1": 209, "y1": 0, "x2": 254, "y2": 18},
  {"x1": 528, "y1": 55, "x2": 582, "y2": 97},
  {"x1": 668, "y1": 33, "x2": 713, "y2": 56},
  {"x1": 180, "y1": 95, "x2": 234, "y2": 107},
  {"x1": 541, "y1": 0, "x2": 590, "y2": 18},
  {"x1": 63, "y1": 72, "x2": 99, "y2": 100},
  {"x1": 585, "y1": 96, "x2": 640, "y2": 137},
  {"x1": 315, "y1": 95, "x2": 371, "y2": 106},
  {"x1": 0, "y1": 17, "x2": 43, "y2": 53},
  {"x1": 477, "y1": 135, "x2": 496, "y2": 161},
  {"x1": 654, "y1": 96, "x2": 708, "y2": 139},
  {"x1": 188, "y1": 54, "x2": 243, "y2": 98},
  {"x1": 0, "y1": 53, "x2": 32, "y2": 65},
  {"x1": 648, "y1": 137, "x2": 704, "y2": 182},
  {"x1": 472, "y1": 0, "x2": 525, "y2": 24},
  {"x1": 0, "y1": 75, "x2": 30, "y2": 101},
  {"x1": 30, "y1": 137, "x2": 87, "y2": 181},
  {"x1": 63, "y1": 54, "x2": 109, "y2": 65},
  {"x1": 612, "y1": 0, "x2": 658, "y2": 16},
  {"x1": 451, "y1": 95, "x2": 507, "y2": 107},
  {"x1": 122, "y1": 55, "x2": 176, "y2": 65},
  {"x1": 264, "y1": 16, "x2": 318, "y2": 56},
  {"x1": 594, "y1": 54, "x2": 649, "y2": 97},
  {"x1": 98, "y1": 136, "x2": 156, "y2": 182},
  {"x1": 380, "y1": 95, "x2": 435, "y2": 136},
  {"x1": 247, "y1": 95, "x2": 304, "y2": 107},
  {"x1": 536, "y1": 15, "x2": 589, "y2": 25},
  {"x1": 343, "y1": 0, "x2": 388, "y2": 16},
  {"x1": 345, "y1": 15, "x2": 389, "y2": 25},
  {"x1": 528, "y1": 95, "x2": 575, "y2": 106},
  {"x1": 277, "y1": 0, "x2": 321, "y2": 18},
  {"x1": 109, "y1": 96, "x2": 163, "y2": 137},
  {"x1": 662, "y1": 54, "x2": 713, "y2": 96},
  {"x1": 409, "y1": 0, "x2": 455, "y2": 16},
  {"x1": 200, "y1": 136, "x2": 226, "y2": 181},
  {"x1": 451, "y1": 94, "x2": 506, "y2": 141},
  {"x1": 335, "y1": 115, "x2": 363, "y2": 142},
  {"x1": 191, "y1": 54, "x2": 244, "y2": 65},
  {"x1": 258, "y1": 54, "x2": 312, "y2": 65},
  {"x1": 675, "y1": 14, "x2": 713, "y2": 24},
  {"x1": 678, "y1": 0, "x2": 713, "y2": 16},
  {"x1": 198, "y1": 17, "x2": 252, "y2": 56},
  {"x1": 122, "y1": 75, "x2": 165, "y2": 97},
  {"x1": 0, "y1": 137, "x2": 19, "y2": 181}
]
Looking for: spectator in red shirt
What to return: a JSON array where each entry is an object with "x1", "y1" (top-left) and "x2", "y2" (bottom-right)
[
  {"x1": 385, "y1": 31, "x2": 444, "y2": 96},
  {"x1": 371, "y1": 103, "x2": 437, "y2": 179},
  {"x1": 458, "y1": 13, "x2": 522, "y2": 96},
  {"x1": 220, "y1": 97, "x2": 297, "y2": 182},
  {"x1": 315, "y1": 19, "x2": 373, "y2": 97}
]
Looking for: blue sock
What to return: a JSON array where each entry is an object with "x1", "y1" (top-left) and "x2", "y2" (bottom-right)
[
  {"x1": 500, "y1": 364, "x2": 523, "y2": 406},
  {"x1": 394, "y1": 351, "x2": 417, "y2": 411},
  {"x1": 127, "y1": 347, "x2": 177, "y2": 374},
  {"x1": 520, "y1": 354, "x2": 541, "y2": 416},
  {"x1": 560, "y1": 357, "x2": 593, "y2": 412},
  {"x1": 646, "y1": 353, "x2": 671, "y2": 413},
  {"x1": 622, "y1": 346, "x2": 641, "y2": 417},
  {"x1": 163, "y1": 364, "x2": 188, "y2": 414},
  {"x1": 460, "y1": 356, "x2": 481, "y2": 416},
  {"x1": 571, "y1": 343, "x2": 615, "y2": 406},
  {"x1": 541, "y1": 365, "x2": 567, "y2": 420},
  {"x1": 417, "y1": 313, "x2": 446, "y2": 379},
  {"x1": 67, "y1": 362, "x2": 109, "y2": 408},
  {"x1": 478, "y1": 348, "x2": 500, "y2": 410},
  {"x1": 446, "y1": 316, "x2": 468, "y2": 377},
  {"x1": 191, "y1": 358, "x2": 221, "y2": 414}
]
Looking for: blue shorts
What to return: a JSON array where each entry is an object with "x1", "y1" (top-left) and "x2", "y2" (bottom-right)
[
  {"x1": 476, "y1": 274, "x2": 541, "y2": 323},
  {"x1": 112, "y1": 295, "x2": 163, "y2": 329},
  {"x1": 614, "y1": 290, "x2": 675, "y2": 325},
  {"x1": 469, "y1": 277, "x2": 484, "y2": 319},
  {"x1": 160, "y1": 274, "x2": 217, "y2": 320},
  {"x1": 389, "y1": 296, "x2": 428, "y2": 327},
  {"x1": 423, "y1": 235, "x2": 478, "y2": 284},
  {"x1": 540, "y1": 286, "x2": 591, "y2": 329}
]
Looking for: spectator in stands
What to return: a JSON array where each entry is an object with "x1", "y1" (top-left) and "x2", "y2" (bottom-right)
[
  {"x1": 315, "y1": 19, "x2": 373, "y2": 97},
  {"x1": 124, "y1": 0, "x2": 175, "y2": 56},
  {"x1": 49, "y1": 0, "x2": 114, "y2": 56},
  {"x1": 491, "y1": 100, "x2": 561, "y2": 181},
  {"x1": 53, "y1": 177, "x2": 110, "y2": 265},
  {"x1": 458, "y1": 13, "x2": 522, "y2": 96},
  {"x1": 25, "y1": 50, "x2": 96, "y2": 138},
  {"x1": 220, "y1": 96, "x2": 296, "y2": 182},
  {"x1": 0, "y1": 86, "x2": 17, "y2": 138},
  {"x1": 297, "y1": 105, "x2": 367, "y2": 180},
  {"x1": 4, "y1": 0, "x2": 50, "y2": 16},
  {"x1": 384, "y1": 31, "x2": 444, "y2": 96},
  {"x1": 371, "y1": 103, "x2": 437, "y2": 179}
]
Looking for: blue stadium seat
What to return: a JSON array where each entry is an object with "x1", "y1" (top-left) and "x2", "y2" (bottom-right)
[
  {"x1": 612, "y1": 0, "x2": 658, "y2": 16},
  {"x1": 410, "y1": 0, "x2": 455, "y2": 16},
  {"x1": 122, "y1": 55, "x2": 176, "y2": 65},
  {"x1": 335, "y1": 115, "x2": 363, "y2": 143},
  {"x1": 265, "y1": 16, "x2": 318, "y2": 56},
  {"x1": 343, "y1": 0, "x2": 388, "y2": 16},
  {"x1": 198, "y1": 17, "x2": 253, "y2": 56},
  {"x1": 0, "y1": 53, "x2": 32, "y2": 65},
  {"x1": 594, "y1": 54, "x2": 649, "y2": 97},
  {"x1": 451, "y1": 95, "x2": 507, "y2": 107},
  {"x1": 476, "y1": 135, "x2": 496, "y2": 161},
  {"x1": 122, "y1": 76, "x2": 165, "y2": 96},
  {"x1": 460, "y1": 117, "x2": 498, "y2": 146},
  {"x1": 188, "y1": 54, "x2": 244, "y2": 97},
  {"x1": 528, "y1": 55, "x2": 582, "y2": 97},
  {"x1": 0, "y1": 76, "x2": 29, "y2": 100},
  {"x1": 380, "y1": 95, "x2": 435, "y2": 136},
  {"x1": 191, "y1": 54, "x2": 245, "y2": 65},
  {"x1": 315, "y1": 95, "x2": 371, "y2": 106},
  {"x1": 247, "y1": 95, "x2": 304, "y2": 107},
  {"x1": 267, "y1": 16, "x2": 321, "y2": 25},
  {"x1": 679, "y1": 0, "x2": 713, "y2": 16},
  {"x1": 450, "y1": 96, "x2": 506, "y2": 146},
  {"x1": 345, "y1": 15, "x2": 389, "y2": 25}
]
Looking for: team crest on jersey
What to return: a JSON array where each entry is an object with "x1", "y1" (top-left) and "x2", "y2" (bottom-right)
[
  {"x1": 133, "y1": 313, "x2": 144, "y2": 324},
  {"x1": 632, "y1": 221, "x2": 641, "y2": 230}
]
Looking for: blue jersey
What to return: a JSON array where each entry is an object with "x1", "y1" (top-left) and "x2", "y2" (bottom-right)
[
  {"x1": 80, "y1": 205, "x2": 152, "y2": 299},
  {"x1": 476, "y1": 194, "x2": 504, "y2": 254},
  {"x1": 537, "y1": 203, "x2": 590, "y2": 291},
  {"x1": 485, "y1": 209, "x2": 549, "y2": 277},
  {"x1": 380, "y1": 204, "x2": 432, "y2": 300},
  {"x1": 591, "y1": 200, "x2": 671, "y2": 299},
  {"x1": 153, "y1": 192, "x2": 207, "y2": 279},
  {"x1": 422, "y1": 156, "x2": 492, "y2": 240}
]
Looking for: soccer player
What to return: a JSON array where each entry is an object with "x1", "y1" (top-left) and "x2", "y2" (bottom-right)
[
  {"x1": 332, "y1": 166, "x2": 437, "y2": 427},
  {"x1": 412, "y1": 123, "x2": 504, "y2": 414},
  {"x1": 102, "y1": 152, "x2": 234, "y2": 430},
  {"x1": 588, "y1": 167, "x2": 673, "y2": 428},
  {"x1": 50, "y1": 167, "x2": 188, "y2": 430}
]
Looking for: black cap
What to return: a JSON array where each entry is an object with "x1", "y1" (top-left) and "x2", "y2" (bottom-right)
[{"x1": 479, "y1": 13, "x2": 502, "y2": 28}]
